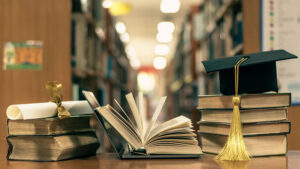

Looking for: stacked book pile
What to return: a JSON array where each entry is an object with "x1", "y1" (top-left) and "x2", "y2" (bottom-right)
[
  {"x1": 7, "y1": 115, "x2": 100, "y2": 161},
  {"x1": 197, "y1": 93, "x2": 291, "y2": 157}
]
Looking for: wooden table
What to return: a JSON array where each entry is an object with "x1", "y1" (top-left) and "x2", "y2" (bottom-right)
[{"x1": 1, "y1": 151, "x2": 299, "y2": 169}]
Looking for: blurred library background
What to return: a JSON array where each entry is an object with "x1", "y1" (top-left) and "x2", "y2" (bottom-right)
[{"x1": 1, "y1": 0, "x2": 300, "y2": 152}]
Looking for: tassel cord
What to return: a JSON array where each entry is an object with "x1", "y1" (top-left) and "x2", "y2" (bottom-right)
[{"x1": 216, "y1": 57, "x2": 250, "y2": 161}]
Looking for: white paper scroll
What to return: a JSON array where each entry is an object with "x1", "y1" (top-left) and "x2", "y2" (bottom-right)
[{"x1": 6, "y1": 101, "x2": 93, "y2": 120}]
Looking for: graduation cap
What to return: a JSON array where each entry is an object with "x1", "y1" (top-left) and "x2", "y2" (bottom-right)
[{"x1": 202, "y1": 50, "x2": 298, "y2": 95}]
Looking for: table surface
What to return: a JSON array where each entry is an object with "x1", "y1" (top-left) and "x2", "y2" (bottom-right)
[{"x1": 1, "y1": 151, "x2": 299, "y2": 169}]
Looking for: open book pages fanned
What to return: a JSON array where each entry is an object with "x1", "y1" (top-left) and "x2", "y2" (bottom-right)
[{"x1": 96, "y1": 93, "x2": 203, "y2": 155}]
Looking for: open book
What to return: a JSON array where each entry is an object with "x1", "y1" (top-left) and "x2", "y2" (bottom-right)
[{"x1": 85, "y1": 91, "x2": 202, "y2": 155}]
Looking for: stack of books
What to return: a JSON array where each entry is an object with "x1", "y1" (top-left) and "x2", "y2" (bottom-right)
[
  {"x1": 7, "y1": 115, "x2": 100, "y2": 161},
  {"x1": 197, "y1": 93, "x2": 291, "y2": 157}
]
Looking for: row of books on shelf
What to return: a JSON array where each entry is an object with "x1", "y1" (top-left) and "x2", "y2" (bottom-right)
[
  {"x1": 71, "y1": 0, "x2": 130, "y2": 83},
  {"x1": 168, "y1": 0, "x2": 243, "y2": 96},
  {"x1": 72, "y1": 81, "x2": 132, "y2": 108},
  {"x1": 193, "y1": 5, "x2": 243, "y2": 95},
  {"x1": 72, "y1": 0, "x2": 103, "y2": 23},
  {"x1": 194, "y1": 0, "x2": 243, "y2": 68},
  {"x1": 71, "y1": 13, "x2": 128, "y2": 80},
  {"x1": 194, "y1": 0, "x2": 242, "y2": 44}
]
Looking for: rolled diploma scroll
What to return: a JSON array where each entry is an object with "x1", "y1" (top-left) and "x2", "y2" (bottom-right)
[{"x1": 6, "y1": 101, "x2": 94, "y2": 120}]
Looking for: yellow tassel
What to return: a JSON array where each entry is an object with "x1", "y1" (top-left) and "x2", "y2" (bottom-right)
[{"x1": 216, "y1": 96, "x2": 250, "y2": 161}]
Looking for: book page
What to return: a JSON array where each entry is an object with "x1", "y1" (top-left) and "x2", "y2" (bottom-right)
[
  {"x1": 146, "y1": 115, "x2": 191, "y2": 142},
  {"x1": 108, "y1": 105, "x2": 141, "y2": 140},
  {"x1": 147, "y1": 129, "x2": 196, "y2": 143},
  {"x1": 138, "y1": 92, "x2": 147, "y2": 137},
  {"x1": 113, "y1": 99, "x2": 139, "y2": 135},
  {"x1": 146, "y1": 145, "x2": 203, "y2": 154},
  {"x1": 148, "y1": 139, "x2": 198, "y2": 145},
  {"x1": 125, "y1": 93, "x2": 144, "y2": 142},
  {"x1": 96, "y1": 106, "x2": 142, "y2": 150},
  {"x1": 144, "y1": 96, "x2": 167, "y2": 141}
]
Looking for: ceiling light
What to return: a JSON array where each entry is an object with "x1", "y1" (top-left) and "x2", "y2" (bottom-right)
[
  {"x1": 160, "y1": 0, "x2": 181, "y2": 13},
  {"x1": 153, "y1": 56, "x2": 167, "y2": 70},
  {"x1": 130, "y1": 58, "x2": 141, "y2": 69},
  {"x1": 115, "y1": 22, "x2": 126, "y2": 34},
  {"x1": 156, "y1": 33, "x2": 173, "y2": 43},
  {"x1": 95, "y1": 28, "x2": 105, "y2": 40},
  {"x1": 81, "y1": 0, "x2": 87, "y2": 4},
  {"x1": 81, "y1": 0, "x2": 88, "y2": 11},
  {"x1": 109, "y1": 1, "x2": 132, "y2": 16},
  {"x1": 126, "y1": 45, "x2": 136, "y2": 58},
  {"x1": 102, "y1": 0, "x2": 113, "y2": 8},
  {"x1": 138, "y1": 72, "x2": 155, "y2": 92},
  {"x1": 120, "y1": 33, "x2": 130, "y2": 43},
  {"x1": 155, "y1": 44, "x2": 169, "y2": 55},
  {"x1": 157, "y1": 22, "x2": 175, "y2": 34}
]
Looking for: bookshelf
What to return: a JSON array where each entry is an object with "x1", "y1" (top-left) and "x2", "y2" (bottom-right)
[
  {"x1": 71, "y1": 0, "x2": 137, "y2": 108},
  {"x1": 166, "y1": 0, "x2": 244, "y2": 119}
]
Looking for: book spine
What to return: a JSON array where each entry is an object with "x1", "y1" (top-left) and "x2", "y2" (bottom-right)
[
  {"x1": 198, "y1": 131, "x2": 289, "y2": 137},
  {"x1": 6, "y1": 137, "x2": 13, "y2": 160},
  {"x1": 7, "y1": 130, "x2": 97, "y2": 137}
]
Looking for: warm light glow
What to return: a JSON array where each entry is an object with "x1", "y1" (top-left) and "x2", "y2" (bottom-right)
[
  {"x1": 109, "y1": 2, "x2": 132, "y2": 16},
  {"x1": 157, "y1": 22, "x2": 175, "y2": 34},
  {"x1": 130, "y1": 59, "x2": 140, "y2": 69},
  {"x1": 160, "y1": 0, "x2": 181, "y2": 13},
  {"x1": 126, "y1": 45, "x2": 136, "y2": 59},
  {"x1": 156, "y1": 33, "x2": 173, "y2": 43},
  {"x1": 120, "y1": 33, "x2": 130, "y2": 43},
  {"x1": 153, "y1": 56, "x2": 167, "y2": 70},
  {"x1": 115, "y1": 22, "x2": 126, "y2": 34},
  {"x1": 126, "y1": 45, "x2": 140, "y2": 69},
  {"x1": 138, "y1": 72, "x2": 155, "y2": 92},
  {"x1": 129, "y1": 57, "x2": 140, "y2": 69},
  {"x1": 95, "y1": 28, "x2": 105, "y2": 39},
  {"x1": 102, "y1": 0, "x2": 113, "y2": 8},
  {"x1": 155, "y1": 44, "x2": 169, "y2": 55},
  {"x1": 81, "y1": 0, "x2": 87, "y2": 4}
]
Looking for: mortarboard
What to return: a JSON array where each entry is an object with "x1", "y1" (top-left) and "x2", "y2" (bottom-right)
[{"x1": 202, "y1": 50, "x2": 298, "y2": 95}]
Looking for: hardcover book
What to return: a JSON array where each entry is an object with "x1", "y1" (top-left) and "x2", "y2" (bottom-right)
[
  {"x1": 199, "y1": 133, "x2": 287, "y2": 157},
  {"x1": 198, "y1": 121, "x2": 290, "y2": 136},
  {"x1": 7, "y1": 131, "x2": 99, "y2": 161},
  {"x1": 198, "y1": 93, "x2": 291, "y2": 109},
  {"x1": 83, "y1": 91, "x2": 203, "y2": 157},
  {"x1": 199, "y1": 108, "x2": 287, "y2": 123},
  {"x1": 7, "y1": 115, "x2": 92, "y2": 135}
]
